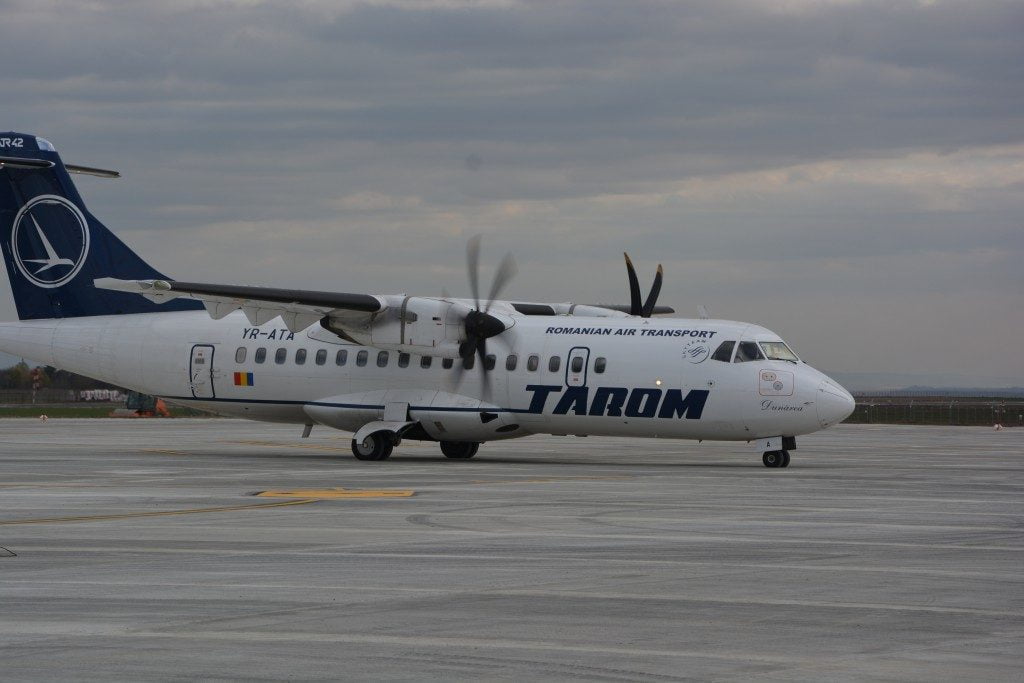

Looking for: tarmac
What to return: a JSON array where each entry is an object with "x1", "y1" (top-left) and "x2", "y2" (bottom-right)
[{"x1": 0, "y1": 419, "x2": 1021, "y2": 681}]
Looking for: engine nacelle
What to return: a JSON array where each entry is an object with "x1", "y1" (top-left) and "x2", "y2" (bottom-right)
[{"x1": 324, "y1": 296, "x2": 473, "y2": 359}]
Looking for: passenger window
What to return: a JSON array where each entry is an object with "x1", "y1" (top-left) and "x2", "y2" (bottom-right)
[
  {"x1": 295, "y1": 349, "x2": 307, "y2": 365},
  {"x1": 315, "y1": 349, "x2": 327, "y2": 365},
  {"x1": 420, "y1": 356, "x2": 432, "y2": 369},
  {"x1": 484, "y1": 354, "x2": 496, "y2": 371},
  {"x1": 549, "y1": 356, "x2": 561, "y2": 372},
  {"x1": 506, "y1": 354, "x2": 518, "y2": 371},
  {"x1": 377, "y1": 351, "x2": 389, "y2": 368},
  {"x1": 734, "y1": 341, "x2": 764, "y2": 363},
  {"x1": 398, "y1": 353, "x2": 410, "y2": 368},
  {"x1": 711, "y1": 341, "x2": 735, "y2": 362},
  {"x1": 594, "y1": 357, "x2": 606, "y2": 373},
  {"x1": 255, "y1": 347, "x2": 267, "y2": 364},
  {"x1": 442, "y1": 358, "x2": 454, "y2": 369},
  {"x1": 235, "y1": 347, "x2": 246, "y2": 364},
  {"x1": 463, "y1": 354, "x2": 475, "y2": 370},
  {"x1": 275, "y1": 348, "x2": 287, "y2": 365},
  {"x1": 571, "y1": 356, "x2": 584, "y2": 373},
  {"x1": 356, "y1": 350, "x2": 368, "y2": 367},
  {"x1": 336, "y1": 349, "x2": 348, "y2": 366},
  {"x1": 527, "y1": 354, "x2": 539, "y2": 371}
]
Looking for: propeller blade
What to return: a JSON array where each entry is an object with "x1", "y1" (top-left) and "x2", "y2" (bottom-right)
[
  {"x1": 451, "y1": 337, "x2": 477, "y2": 388},
  {"x1": 477, "y1": 337, "x2": 491, "y2": 400},
  {"x1": 640, "y1": 264, "x2": 663, "y2": 318},
  {"x1": 624, "y1": 253, "x2": 642, "y2": 316},
  {"x1": 484, "y1": 252, "x2": 517, "y2": 313},
  {"x1": 467, "y1": 235, "x2": 482, "y2": 310}
]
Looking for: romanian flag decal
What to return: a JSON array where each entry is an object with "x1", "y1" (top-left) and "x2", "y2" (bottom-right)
[{"x1": 233, "y1": 371, "x2": 254, "y2": 387}]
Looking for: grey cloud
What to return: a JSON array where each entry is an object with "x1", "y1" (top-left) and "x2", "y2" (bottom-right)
[{"x1": 0, "y1": 0, "x2": 1022, "y2": 382}]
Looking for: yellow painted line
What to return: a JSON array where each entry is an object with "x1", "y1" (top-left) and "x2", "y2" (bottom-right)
[
  {"x1": 0, "y1": 498, "x2": 317, "y2": 526},
  {"x1": 254, "y1": 488, "x2": 415, "y2": 499},
  {"x1": 142, "y1": 448, "x2": 190, "y2": 456}
]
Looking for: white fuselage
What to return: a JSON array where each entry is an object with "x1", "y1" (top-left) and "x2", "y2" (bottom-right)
[{"x1": 0, "y1": 311, "x2": 854, "y2": 443}]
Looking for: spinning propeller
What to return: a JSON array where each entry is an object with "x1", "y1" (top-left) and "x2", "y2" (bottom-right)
[
  {"x1": 623, "y1": 253, "x2": 663, "y2": 318},
  {"x1": 453, "y1": 235, "x2": 517, "y2": 396}
]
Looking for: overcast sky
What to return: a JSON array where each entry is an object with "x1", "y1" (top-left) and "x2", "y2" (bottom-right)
[{"x1": 2, "y1": 0, "x2": 1022, "y2": 386}]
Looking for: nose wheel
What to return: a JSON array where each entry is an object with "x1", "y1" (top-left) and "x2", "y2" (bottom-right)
[
  {"x1": 763, "y1": 450, "x2": 790, "y2": 468},
  {"x1": 440, "y1": 441, "x2": 480, "y2": 459}
]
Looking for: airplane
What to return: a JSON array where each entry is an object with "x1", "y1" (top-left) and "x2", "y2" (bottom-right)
[{"x1": 0, "y1": 132, "x2": 855, "y2": 467}]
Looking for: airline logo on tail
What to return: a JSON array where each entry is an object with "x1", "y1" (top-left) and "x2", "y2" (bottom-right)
[{"x1": 11, "y1": 195, "x2": 90, "y2": 288}]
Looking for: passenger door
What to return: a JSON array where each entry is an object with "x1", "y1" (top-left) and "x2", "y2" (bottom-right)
[{"x1": 189, "y1": 344, "x2": 216, "y2": 399}]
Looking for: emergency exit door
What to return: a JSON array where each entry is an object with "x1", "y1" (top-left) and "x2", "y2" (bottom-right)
[
  {"x1": 189, "y1": 344, "x2": 216, "y2": 399},
  {"x1": 566, "y1": 347, "x2": 590, "y2": 387}
]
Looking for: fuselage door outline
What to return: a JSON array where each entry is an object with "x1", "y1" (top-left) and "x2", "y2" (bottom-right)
[
  {"x1": 566, "y1": 346, "x2": 590, "y2": 388},
  {"x1": 189, "y1": 344, "x2": 216, "y2": 399}
]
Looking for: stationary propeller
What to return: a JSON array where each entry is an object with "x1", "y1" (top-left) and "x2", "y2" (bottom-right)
[
  {"x1": 623, "y1": 253, "x2": 664, "y2": 318},
  {"x1": 453, "y1": 236, "x2": 517, "y2": 396}
]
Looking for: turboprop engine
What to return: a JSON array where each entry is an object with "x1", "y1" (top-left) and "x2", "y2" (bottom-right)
[{"x1": 321, "y1": 295, "x2": 511, "y2": 361}]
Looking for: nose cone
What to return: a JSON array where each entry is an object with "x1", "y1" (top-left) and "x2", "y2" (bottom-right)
[{"x1": 817, "y1": 378, "x2": 855, "y2": 427}]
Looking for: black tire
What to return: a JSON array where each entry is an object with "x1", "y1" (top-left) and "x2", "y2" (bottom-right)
[
  {"x1": 762, "y1": 450, "x2": 782, "y2": 468},
  {"x1": 440, "y1": 441, "x2": 480, "y2": 459},
  {"x1": 780, "y1": 450, "x2": 791, "y2": 468},
  {"x1": 351, "y1": 433, "x2": 394, "y2": 461}
]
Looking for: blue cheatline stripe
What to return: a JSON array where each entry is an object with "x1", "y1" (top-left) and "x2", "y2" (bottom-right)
[{"x1": 161, "y1": 395, "x2": 534, "y2": 414}]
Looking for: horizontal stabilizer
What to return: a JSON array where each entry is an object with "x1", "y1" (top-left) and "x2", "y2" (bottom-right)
[
  {"x1": 0, "y1": 156, "x2": 119, "y2": 178},
  {"x1": 65, "y1": 164, "x2": 120, "y2": 179},
  {"x1": 0, "y1": 156, "x2": 55, "y2": 170}
]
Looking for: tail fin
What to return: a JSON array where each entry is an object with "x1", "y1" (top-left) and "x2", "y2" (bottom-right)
[{"x1": 0, "y1": 132, "x2": 202, "y2": 320}]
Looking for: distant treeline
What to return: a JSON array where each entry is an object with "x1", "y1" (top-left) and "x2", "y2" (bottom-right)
[{"x1": 856, "y1": 387, "x2": 1024, "y2": 399}]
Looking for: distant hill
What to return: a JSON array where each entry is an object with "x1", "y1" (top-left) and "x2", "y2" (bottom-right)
[{"x1": 831, "y1": 371, "x2": 1024, "y2": 394}]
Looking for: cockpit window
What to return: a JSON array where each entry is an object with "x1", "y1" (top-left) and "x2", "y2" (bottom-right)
[
  {"x1": 711, "y1": 341, "x2": 735, "y2": 362},
  {"x1": 759, "y1": 341, "x2": 799, "y2": 362},
  {"x1": 734, "y1": 341, "x2": 764, "y2": 363}
]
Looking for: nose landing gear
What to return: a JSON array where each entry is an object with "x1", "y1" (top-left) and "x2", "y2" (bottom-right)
[
  {"x1": 440, "y1": 441, "x2": 480, "y2": 459},
  {"x1": 762, "y1": 450, "x2": 790, "y2": 468}
]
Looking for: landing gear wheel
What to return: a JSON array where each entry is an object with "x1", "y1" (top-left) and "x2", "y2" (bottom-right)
[
  {"x1": 351, "y1": 433, "x2": 394, "y2": 461},
  {"x1": 780, "y1": 450, "x2": 791, "y2": 468},
  {"x1": 763, "y1": 450, "x2": 783, "y2": 468},
  {"x1": 440, "y1": 441, "x2": 480, "y2": 459}
]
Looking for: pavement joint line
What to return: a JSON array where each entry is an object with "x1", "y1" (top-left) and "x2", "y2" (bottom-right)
[
  {"x1": 225, "y1": 439, "x2": 345, "y2": 452},
  {"x1": 0, "y1": 498, "x2": 319, "y2": 525},
  {"x1": 470, "y1": 475, "x2": 633, "y2": 484},
  {"x1": 253, "y1": 488, "x2": 415, "y2": 499},
  {"x1": 3, "y1": 625, "x2": 818, "y2": 665}
]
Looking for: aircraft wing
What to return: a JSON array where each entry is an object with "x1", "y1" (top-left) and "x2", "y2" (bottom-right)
[
  {"x1": 590, "y1": 303, "x2": 675, "y2": 315},
  {"x1": 95, "y1": 278, "x2": 676, "y2": 340},
  {"x1": 508, "y1": 302, "x2": 674, "y2": 316},
  {"x1": 95, "y1": 278, "x2": 385, "y2": 332}
]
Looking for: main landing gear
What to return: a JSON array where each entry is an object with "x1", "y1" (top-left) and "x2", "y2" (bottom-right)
[
  {"x1": 440, "y1": 441, "x2": 480, "y2": 459},
  {"x1": 763, "y1": 450, "x2": 791, "y2": 468},
  {"x1": 351, "y1": 435, "x2": 482, "y2": 461},
  {"x1": 351, "y1": 432, "x2": 395, "y2": 461}
]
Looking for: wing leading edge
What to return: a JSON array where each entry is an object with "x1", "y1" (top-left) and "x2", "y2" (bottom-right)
[{"x1": 95, "y1": 278, "x2": 674, "y2": 334}]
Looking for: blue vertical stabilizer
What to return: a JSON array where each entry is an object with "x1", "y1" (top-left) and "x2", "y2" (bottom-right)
[{"x1": 0, "y1": 132, "x2": 202, "y2": 320}]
